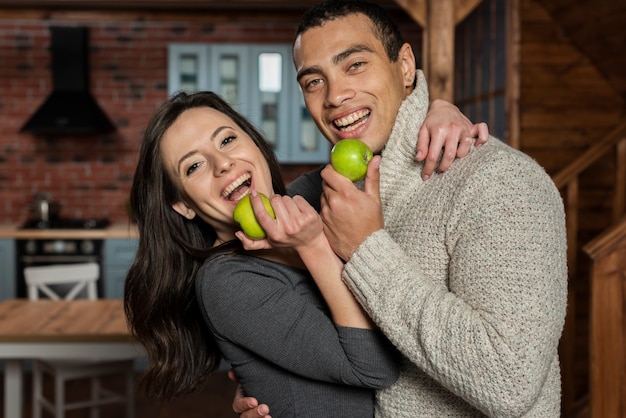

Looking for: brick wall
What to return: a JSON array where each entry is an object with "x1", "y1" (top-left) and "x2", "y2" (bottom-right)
[{"x1": 0, "y1": 17, "x2": 421, "y2": 225}]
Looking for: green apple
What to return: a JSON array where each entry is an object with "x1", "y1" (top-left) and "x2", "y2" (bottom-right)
[
  {"x1": 233, "y1": 192, "x2": 275, "y2": 239},
  {"x1": 330, "y1": 139, "x2": 373, "y2": 182}
]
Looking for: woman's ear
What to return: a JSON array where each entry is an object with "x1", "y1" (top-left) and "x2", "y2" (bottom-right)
[{"x1": 172, "y1": 201, "x2": 196, "y2": 220}]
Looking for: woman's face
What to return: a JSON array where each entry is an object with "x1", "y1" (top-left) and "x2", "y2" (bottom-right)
[{"x1": 161, "y1": 106, "x2": 274, "y2": 243}]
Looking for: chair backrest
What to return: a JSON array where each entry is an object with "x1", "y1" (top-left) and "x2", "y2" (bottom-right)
[{"x1": 24, "y1": 262, "x2": 100, "y2": 301}]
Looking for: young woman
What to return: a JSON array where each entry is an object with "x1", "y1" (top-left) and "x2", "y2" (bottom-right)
[{"x1": 124, "y1": 91, "x2": 485, "y2": 417}]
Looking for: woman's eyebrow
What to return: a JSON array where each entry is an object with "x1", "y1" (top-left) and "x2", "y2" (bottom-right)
[{"x1": 176, "y1": 125, "x2": 233, "y2": 172}]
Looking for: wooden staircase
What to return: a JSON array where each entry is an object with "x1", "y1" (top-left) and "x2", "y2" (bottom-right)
[
  {"x1": 553, "y1": 120, "x2": 626, "y2": 418},
  {"x1": 584, "y1": 217, "x2": 626, "y2": 417}
]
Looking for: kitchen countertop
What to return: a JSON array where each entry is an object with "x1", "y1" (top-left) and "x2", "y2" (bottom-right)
[{"x1": 0, "y1": 224, "x2": 139, "y2": 239}]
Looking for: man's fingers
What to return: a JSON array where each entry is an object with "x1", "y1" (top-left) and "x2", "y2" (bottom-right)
[
  {"x1": 364, "y1": 155, "x2": 382, "y2": 201},
  {"x1": 227, "y1": 369, "x2": 239, "y2": 383}
]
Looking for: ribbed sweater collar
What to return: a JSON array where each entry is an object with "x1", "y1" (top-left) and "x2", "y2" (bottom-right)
[{"x1": 379, "y1": 70, "x2": 430, "y2": 203}]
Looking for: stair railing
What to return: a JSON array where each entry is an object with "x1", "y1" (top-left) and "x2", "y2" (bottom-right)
[
  {"x1": 550, "y1": 119, "x2": 626, "y2": 417},
  {"x1": 583, "y1": 216, "x2": 626, "y2": 418}
]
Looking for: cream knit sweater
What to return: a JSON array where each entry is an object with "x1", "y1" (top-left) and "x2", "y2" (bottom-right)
[{"x1": 343, "y1": 71, "x2": 568, "y2": 417}]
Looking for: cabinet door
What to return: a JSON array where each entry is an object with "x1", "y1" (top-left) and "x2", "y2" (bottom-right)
[
  {"x1": 287, "y1": 84, "x2": 330, "y2": 163},
  {"x1": 103, "y1": 239, "x2": 138, "y2": 299},
  {"x1": 248, "y1": 45, "x2": 291, "y2": 161},
  {"x1": 168, "y1": 44, "x2": 209, "y2": 95},
  {"x1": 0, "y1": 239, "x2": 16, "y2": 301},
  {"x1": 167, "y1": 43, "x2": 329, "y2": 164},
  {"x1": 208, "y1": 45, "x2": 251, "y2": 117}
]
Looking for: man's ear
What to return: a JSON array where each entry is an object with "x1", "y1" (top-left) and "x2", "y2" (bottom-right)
[
  {"x1": 399, "y1": 43, "x2": 417, "y2": 88},
  {"x1": 172, "y1": 201, "x2": 196, "y2": 220}
]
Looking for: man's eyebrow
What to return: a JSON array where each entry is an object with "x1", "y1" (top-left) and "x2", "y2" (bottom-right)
[
  {"x1": 297, "y1": 45, "x2": 374, "y2": 83},
  {"x1": 332, "y1": 45, "x2": 373, "y2": 66},
  {"x1": 297, "y1": 66, "x2": 322, "y2": 83}
]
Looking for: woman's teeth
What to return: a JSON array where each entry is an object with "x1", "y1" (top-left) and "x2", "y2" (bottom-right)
[{"x1": 223, "y1": 173, "x2": 251, "y2": 200}]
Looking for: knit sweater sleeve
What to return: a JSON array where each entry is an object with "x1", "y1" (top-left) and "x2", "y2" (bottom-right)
[
  {"x1": 342, "y1": 74, "x2": 568, "y2": 416},
  {"x1": 344, "y1": 153, "x2": 567, "y2": 416}
]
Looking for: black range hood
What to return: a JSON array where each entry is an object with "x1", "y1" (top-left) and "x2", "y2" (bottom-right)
[{"x1": 21, "y1": 26, "x2": 115, "y2": 135}]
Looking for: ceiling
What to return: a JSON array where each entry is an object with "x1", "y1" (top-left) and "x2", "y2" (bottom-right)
[{"x1": 0, "y1": 0, "x2": 624, "y2": 103}]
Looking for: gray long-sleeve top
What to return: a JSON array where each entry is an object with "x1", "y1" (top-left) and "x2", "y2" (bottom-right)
[{"x1": 196, "y1": 253, "x2": 399, "y2": 418}]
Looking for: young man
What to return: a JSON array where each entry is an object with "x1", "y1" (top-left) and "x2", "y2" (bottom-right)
[{"x1": 236, "y1": 0, "x2": 567, "y2": 416}]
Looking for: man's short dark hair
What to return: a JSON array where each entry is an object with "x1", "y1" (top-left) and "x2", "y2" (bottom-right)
[{"x1": 295, "y1": 0, "x2": 406, "y2": 62}]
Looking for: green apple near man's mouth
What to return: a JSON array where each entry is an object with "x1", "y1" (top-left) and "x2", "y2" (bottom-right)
[
  {"x1": 330, "y1": 139, "x2": 373, "y2": 182},
  {"x1": 233, "y1": 193, "x2": 275, "y2": 239}
]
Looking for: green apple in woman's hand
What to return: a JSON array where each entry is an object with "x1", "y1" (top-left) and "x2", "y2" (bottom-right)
[
  {"x1": 330, "y1": 139, "x2": 373, "y2": 182},
  {"x1": 233, "y1": 193, "x2": 275, "y2": 239}
]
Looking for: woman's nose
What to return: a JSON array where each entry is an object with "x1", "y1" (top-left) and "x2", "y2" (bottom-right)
[{"x1": 212, "y1": 153, "x2": 234, "y2": 176}]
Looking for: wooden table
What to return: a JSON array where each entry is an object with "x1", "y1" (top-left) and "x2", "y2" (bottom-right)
[{"x1": 0, "y1": 299, "x2": 145, "y2": 418}]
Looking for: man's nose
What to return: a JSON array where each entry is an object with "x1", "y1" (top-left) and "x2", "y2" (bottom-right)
[{"x1": 325, "y1": 78, "x2": 355, "y2": 107}]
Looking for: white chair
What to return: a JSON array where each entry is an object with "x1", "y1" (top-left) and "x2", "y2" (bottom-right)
[{"x1": 24, "y1": 262, "x2": 135, "y2": 418}]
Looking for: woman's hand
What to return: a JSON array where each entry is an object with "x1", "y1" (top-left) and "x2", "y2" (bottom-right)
[
  {"x1": 418, "y1": 99, "x2": 489, "y2": 180},
  {"x1": 236, "y1": 192, "x2": 322, "y2": 252}
]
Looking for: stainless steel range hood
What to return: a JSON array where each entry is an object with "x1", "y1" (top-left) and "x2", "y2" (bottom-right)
[{"x1": 21, "y1": 26, "x2": 115, "y2": 135}]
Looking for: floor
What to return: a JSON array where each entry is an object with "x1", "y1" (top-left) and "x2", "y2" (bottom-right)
[{"x1": 0, "y1": 370, "x2": 239, "y2": 418}]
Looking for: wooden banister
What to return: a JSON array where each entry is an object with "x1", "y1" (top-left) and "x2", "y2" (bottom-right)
[
  {"x1": 552, "y1": 119, "x2": 626, "y2": 274},
  {"x1": 583, "y1": 217, "x2": 626, "y2": 418},
  {"x1": 553, "y1": 120, "x2": 626, "y2": 189},
  {"x1": 552, "y1": 119, "x2": 626, "y2": 418},
  {"x1": 584, "y1": 216, "x2": 626, "y2": 258}
]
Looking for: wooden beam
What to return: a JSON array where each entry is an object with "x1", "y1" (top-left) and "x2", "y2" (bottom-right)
[
  {"x1": 395, "y1": 0, "x2": 483, "y2": 28},
  {"x1": 395, "y1": 0, "x2": 484, "y2": 101},
  {"x1": 506, "y1": 0, "x2": 520, "y2": 149},
  {"x1": 424, "y1": 0, "x2": 455, "y2": 101},
  {"x1": 454, "y1": 0, "x2": 483, "y2": 23},
  {"x1": 394, "y1": 0, "x2": 425, "y2": 27}
]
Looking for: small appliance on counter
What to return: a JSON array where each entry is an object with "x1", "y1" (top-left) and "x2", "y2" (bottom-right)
[
  {"x1": 23, "y1": 193, "x2": 111, "y2": 230},
  {"x1": 28, "y1": 193, "x2": 60, "y2": 225}
]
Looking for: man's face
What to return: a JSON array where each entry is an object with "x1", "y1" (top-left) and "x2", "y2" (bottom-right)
[{"x1": 293, "y1": 13, "x2": 415, "y2": 154}]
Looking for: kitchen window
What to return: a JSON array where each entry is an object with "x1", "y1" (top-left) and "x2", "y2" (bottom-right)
[{"x1": 168, "y1": 43, "x2": 329, "y2": 163}]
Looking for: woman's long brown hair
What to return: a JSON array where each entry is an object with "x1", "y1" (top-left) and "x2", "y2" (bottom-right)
[{"x1": 124, "y1": 91, "x2": 286, "y2": 400}]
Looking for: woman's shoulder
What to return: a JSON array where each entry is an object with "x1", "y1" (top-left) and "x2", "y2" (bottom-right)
[{"x1": 197, "y1": 252, "x2": 310, "y2": 297}]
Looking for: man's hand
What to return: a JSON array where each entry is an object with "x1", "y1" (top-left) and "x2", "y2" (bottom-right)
[
  {"x1": 320, "y1": 156, "x2": 384, "y2": 261},
  {"x1": 228, "y1": 369, "x2": 272, "y2": 418},
  {"x1": 417, "y1": 99, "x2": 489, "y2": 180}
]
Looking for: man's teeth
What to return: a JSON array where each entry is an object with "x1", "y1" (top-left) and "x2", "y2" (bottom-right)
[
  {"x1": 223, "y1": 173, "x2": 251, "y2": 198},
  {"x1": 334, "y1": 110, "x2": 370, "y2": 129},
  {"x1": 337, "y1": 117, "x2": 368, "y2": 132}
]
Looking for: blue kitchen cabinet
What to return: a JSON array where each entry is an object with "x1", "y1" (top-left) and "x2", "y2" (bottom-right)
[
  {"x1": 168, "y1": 43, "x2": 330, "y2": 164},
  {"x1": 0, "y1": 239, "x2": 16, "y2": 301},
  {"x1": 103, "y1": 238, "x2": 138, "y2": 299}
]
